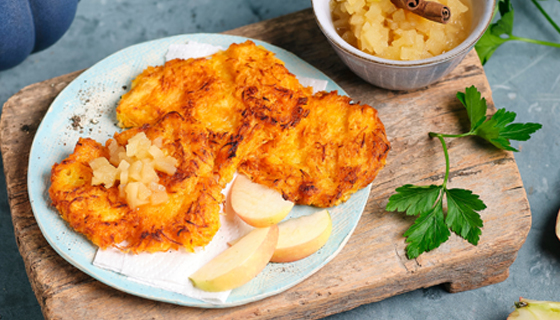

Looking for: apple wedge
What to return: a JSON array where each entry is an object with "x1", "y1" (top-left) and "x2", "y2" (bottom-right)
[
  {"x1": 508, "y1": 298, "x2": 560, "y2": 319},
  {"x1": 271, "y1": 209, "x2": 332, "y2": 263},
  {"x1": 556, "y1": 209, "x2": 560, "y2": 241},
  {"x1": 189, "y1": 225, "x2": 278, "y2": 292},
  {"x1": 230, "y1": 174, "x2": 294, "y2": 227}
]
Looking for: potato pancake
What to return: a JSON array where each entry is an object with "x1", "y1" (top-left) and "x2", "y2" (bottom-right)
[
  {"x1": 116, "y1": 41, "x2": 390, "y2": 207},
  {"x1": 238, "y1": 91, "x2": 390, "y2": 207},
  {"x1": 53, "y1": 41, "x2": 390, "y2": 253},
  {"x1": 49, "y1": 112, "x2": 222, "y2": 253},
  {"x1": 116, "y1": 41, "x2": 311, "y2": 186}
]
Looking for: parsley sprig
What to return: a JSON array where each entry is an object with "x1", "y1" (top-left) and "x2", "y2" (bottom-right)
[
  {"x1": 386, "y1": 86, "x2": 542, "y2": 259},
  {"x1": 475, "y1": 0, "x2": 560, "y2": 65}
]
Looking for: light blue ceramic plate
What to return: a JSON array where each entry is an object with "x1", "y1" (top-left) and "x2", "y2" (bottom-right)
[{"x1": 28, "y1": 33, "x2": 370, "y2": 308}]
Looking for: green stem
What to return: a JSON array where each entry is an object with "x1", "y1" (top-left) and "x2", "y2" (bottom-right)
[
  {"x1": 531, "y1": 0, "x2": 560, "y2": 34},
  {"x1": 510, "y1": 35, "x2": 560, "y2": 48},
  {"x1": 431, "y1": 134, "x2": 451, "y2": 190},
  {"x1": 429, "y1": 132, "x2": 473, "y2": 139}
]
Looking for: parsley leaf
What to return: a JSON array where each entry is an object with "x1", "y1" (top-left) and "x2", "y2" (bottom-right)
[
  {"x1": 474, "y1": 33, "x2": 508, "y2": 66},
  {"x1": 387, "y1": 85, "x2": 541, "y2": 259},
  {"x1": 475, "y1": 0, "x2": 560, "y2": 65},
  {"x1": 473, "y1": 108, "x2": 542, "y2": 151},
  {"x1": 457, "y1": 85, "x2": 487, "y2": 131},
  {"x1": 493, "y1": 0, "x2": 514, "y2": 36},
  {"x1": 386, "y1": 184, "x2": 442, "y2": 216},
  {"x1": 445, "y1": 188, "x2": 485, "y2": 245},
  {"x1": 500, "y1": 122, "x2": 544, "y2": 141},
  {"x1": 403, "y1": 202, "x2": 450, "y2": 259},
  {"x1": 474, "y1": 0, "x2": 514, "y2": 65}
]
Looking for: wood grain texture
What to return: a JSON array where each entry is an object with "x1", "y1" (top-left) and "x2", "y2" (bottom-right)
[{"x1": 0, "y1": 9, "x2": 531, "y2": 320}]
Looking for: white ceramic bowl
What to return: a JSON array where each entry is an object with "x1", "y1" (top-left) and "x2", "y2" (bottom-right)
[{"x1": 312, "y1": 0, "x2": 495, "y2": 90}]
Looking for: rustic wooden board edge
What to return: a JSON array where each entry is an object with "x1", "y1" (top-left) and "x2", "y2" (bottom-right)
[
  {"x1": 0, "y1": 70, "x2": 87, "y2": 320},
  {"x1": 0, "y1": 8, "x2": 533, "y2": 320}
]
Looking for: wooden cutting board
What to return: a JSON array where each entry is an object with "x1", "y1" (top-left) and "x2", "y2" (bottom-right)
[{"x1": 0, "y1": 9, "x2": 531, "y2": 320}]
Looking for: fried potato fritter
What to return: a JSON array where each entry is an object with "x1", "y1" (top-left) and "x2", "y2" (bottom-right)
[
  {"x1": 116, "y1": 41, "x2": 390, "y2": 207},
  {"x1": 51, "y1": 41, "x2": 390, "y2": 253},
  {"x1": 49, "y1": 138, "x2": 133, "y2": 247},
  {"x1": 116, "y1": 41, "x2": 312, "y2": 186},
  {"x1": 49, "y1": 112, "x2": 222, "y2": 253},
  {"x1": 238, "y1": 92, "x2": 390, "y2": 207}
]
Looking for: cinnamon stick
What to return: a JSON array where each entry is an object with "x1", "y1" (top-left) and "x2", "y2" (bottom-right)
[{"x1": 390, "y1": 0, "x2": 451, "y2": 24}]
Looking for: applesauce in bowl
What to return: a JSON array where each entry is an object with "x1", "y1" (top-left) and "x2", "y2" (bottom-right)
[
  {"x1": 312, "y1": 0, "x2": 494, "y2": 90},
  {"x1": 331, "y1": 0, "x2": 472, "y2": 61}
]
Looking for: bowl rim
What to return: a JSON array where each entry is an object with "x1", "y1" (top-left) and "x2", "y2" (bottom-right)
[{"x1": 311, "y1": 0, "x2": 496, "y2": 67}]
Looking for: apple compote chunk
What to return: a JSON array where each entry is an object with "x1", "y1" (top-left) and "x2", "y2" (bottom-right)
[{"x1": 90, "y1": 132, "x2": 178, "y2": 208}]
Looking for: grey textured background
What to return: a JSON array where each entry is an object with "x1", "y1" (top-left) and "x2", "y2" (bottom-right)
[{"x1": 1, "y1": 1, "x2": 559, "y2": 319}]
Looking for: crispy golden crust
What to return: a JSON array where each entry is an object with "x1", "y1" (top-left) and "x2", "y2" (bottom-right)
[
  {"x1": 116, "y1": 41, "x2": 311, "y2": 186},
  {"x1": 49, "y1": 138, "x2": 133, "y2": 247},
  {"x1": 54, "y1": 41, "x2": 390, "y2": 253},
  {"x1": 116, "y1": 42, "x2": 390, "y2": 207},
  {"x1": 49, "y1": 112, "x2": 222, "y2": 253},
  {"x1": 238, "y1": 91, "x2": 390, "y2": 207}
]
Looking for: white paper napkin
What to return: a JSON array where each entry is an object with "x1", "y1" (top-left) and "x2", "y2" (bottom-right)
[
  {"x1": 165, "y1": 42, "x2": 225, "y2": 61},
  {"x1": 297, "y1": 76, "x2": 328, "y2": 93},
  {"x1": 93, "y1": 41, "x2": 328, "y2": 304},
  {"x1": 94, "y1": 192, "x2": 253, "y2": 303}
]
